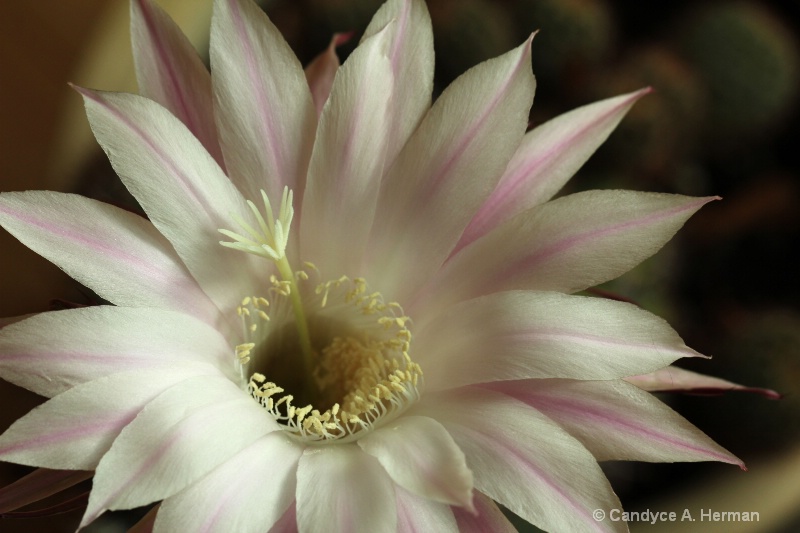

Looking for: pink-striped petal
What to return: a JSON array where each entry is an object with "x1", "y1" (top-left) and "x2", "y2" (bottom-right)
[
  {"x1": 453, "y1": 492, "x2": 516, "y2": 533},
  {"x1": 0, "y1": 364, "x2": 217, "y2": 471},
  {"x1": 154, "y1": 432, "x2": 302, "y2": 533},
  {"x1": 296, "y1": 445, "x2": 396, "y2": 533},
  {"x1": 304, "y1": 33, "x2": 350, "y2": 116},
  {"x1": 131, "y1": 0, "x2": 224, "y2": 168},
  {"x1": 77, "y1": 87, "x2": 261, "y2": 317},
  {"x1": 300, "y1": 25, "x2": 393, "y2": 278},
  {"x1": 362, "y1": 0, "x2": 435, "y2": 164},
  {"x1": 414, "y1": 290, "x2": 702, "y2": 391},
  {"x1": 457, "y1": 88, "x2": 650, "y2": 251},
  {"x1": 417, "y1": 190, "x2": 717, "y2": 314},
  {"x1": 0, "y1": 192, "x2": 218, "y2": 325},
  {"x1": 358, "y1": 415, "x2": 473, "y2": 508},
  {"x1": 396, "y1": 486, "x2": 458, "y2": 532},
  {"x1": 210, "y1": 0, "x2": 316, "y2": 204},
  {"x1": 488, "y1": 379, "x2": 744, "y2": 465},
  {"x1": 0, "y1": 468, "x2": 92, "y2": 514},
  {"x1": 366, "y1": 37, "x2": 536, "y2": 302},
  {"x1": 82, "y1": 374, "x2": 277, "y2": 527},
  {"x1": 416, "y1": 387, "x2": 626, "y2": 533},
  {"x1": 626, "y1": 365, "x2": 781, "y2": 399},
  {"x1": 0, "y1": 306, "x2": 237, "y2": 398}
]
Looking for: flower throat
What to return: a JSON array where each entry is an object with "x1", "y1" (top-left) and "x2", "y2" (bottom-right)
[{"x1": 219, "y1": 188, "x2": 422, "y2": 443}]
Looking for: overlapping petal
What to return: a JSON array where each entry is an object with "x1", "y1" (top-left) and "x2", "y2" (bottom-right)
[
  {"x1": 366, "y1": 37, "x2": 536, "y2": 301},
  {"x1": 457, "y1": 88, "x2": 650, "y2": 251},
  {"x1": 358, "y1": 415, "x2": 473, "y2": 508},
  {"x1": 395, "y1": 486, "x2": 458, "y2": 532},
  {"x1": 304, "y1": 33, "x2": 350, "y2": 116},
  {"x1": 488, "y1": 379, "x2": 743, "y2": 465},
  {"x1": 0, "y1": 364, "x2": 217, "y2": 470},
  {"x1": 131, "y1": 0, "x2": 224, "y2": 167},
  {"x1": 210, "y1": 0, "x2": 316, "y2": 204},
  {"x1": 0, "y1": 468, "x2": 92, "y2": 514},
  {"x1": 416, "y1": 190, "x2": 716, "y2": 313},
  {"x1": 296, "y1": 445, "x2": 396, "y2": 533},
  {"x1": 82, "y1": 374, "x2": 278, "y2": 526},
  {"x1": 0, "y1": 192, "x2": 217, "y2": 325},
  {"x1": 362, "y1": 0, "x2": 435, "y2": 164},
  {"x1": 78, "y1": 87, "x2": 261, "y2": 316},
  {"x1": 0, "y1": 306, "x2": 236, "y2": 397},
  {"x1": 416, "y1": 387, "x2": 626, "y2": 533},
  {"x1": 154, "y1": 432, "x2": 302, "y2": 533},
  {"x1": 626, "y1": 365, "x2": 782, "y2": 398},
  {"x1": 414, "y1": 290, "x2": 702, "y2": 391},
  {"x1": 300, "y1": 25, "x2": 393, "y2": 277},
  {"x1": 453, "y1": 491, "x2": 516, "y2": 533}
]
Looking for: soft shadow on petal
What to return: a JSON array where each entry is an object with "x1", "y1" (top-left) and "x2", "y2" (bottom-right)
[
  {"x1": 362, "y1": 0, "x2": 434, "y2": 165},
  {"x1": 457, "y1": 88, "x2": 650, "y2": 251},
  {"x1": 367, "y1": 37, "x2": 535, "y2": 302},
  {"x1": 77, "y1": 88, "x2": 262, "y2": 317},
  {"x1": 129, "y1": 504, "x2": 159, "y2": 533},
  {"x1": 0, "y1": 306, "x2": 237, "y2": 397},
  {"x1": 0, "y1": 468, "x2": 92, "y2": 515},
  {"x1": 211, "y1": 0, "x2": 316, "y2": 205},
  {"x1": 487, "y1": 379, "x2": 744, "y2": 466},
  {"x1": 358, "y1": 415, "x2": 473, "y2": 508},
  {"x1": 413, "y1": 290, "x2": 702, "y2": 391},
  {"x1": 82, "y1": 374, "x2": 277, "y2": 527},
  {"x1": 626, "y1": 365, "x2": 782, "y2": 399},
  {"x1": 154, "y1": 432, "x2": 302, "y2": 533},
  {"x1": 395, "y1": 485, "x2": 458, "y2": 532},
  {"x1": 0, "y1": 192, "x2": 218, "y2": 326},
  {"x1": 416, "y1": 190, "x2": 717, "y2": 315},
  {"x1": 453, "y1": 491, "x2": 516, "y2": 533},
  {"x1": 296, "y1": 445, "x2": 396, "y2": 533},
  {"x1": 415, "y1": 387, "x2": 626, "y2": 533},
  {"x1": 131, "y1": 0, "x2": 225, "y2": 168},
  {"x1": 0, "y1": 364, "x2": 218, "y2": 470},
  {"x1": 301, "y1": 25, "x2": 393, "y2": 278}
]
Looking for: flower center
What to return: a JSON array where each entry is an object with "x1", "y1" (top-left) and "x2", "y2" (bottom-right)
[{"x1": 219, "y1": 190, "x2": 423, "y2": 444}]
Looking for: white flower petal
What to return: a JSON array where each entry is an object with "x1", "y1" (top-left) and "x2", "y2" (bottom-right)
[
  {"x1": 0, "y1": 192, "x2": 218, "y2": 325},
  {"x1": 304, "y1": 33, "x2": 348, "y2": 116},
  {"x1": 296, "y1": 445, "x2": 396, "y2": 533},
  {"x1": 131, "y1": 0, "x2": 224, "y2": 167},
  {"x1": 154, "y1": 432, "x2": 302, "y2": 533},
  {"x1": 367, "y1": 37, "x2": 536, "y2": 301},
  {"x1": 0, "y1": 364, "x2": 217, "y2": 470},
  {"x1": 395, "y1": 486, "x2": 458, "y2": 532},
  {"x1": 418, "y1": 190, "x2": 716, "y2": 314},
  {"x1": 489, "y1": 379, "x2": 744, "y2": 465},
  {"x1": 626, "y1": 365, "x2": 782, "y2": 399},
  {"x1": 414, "y1": 290, "x2": 702, "y2": 391},
  {"x1": 301, "y1": 24, "x2": 393, "y2": 277},
  {"x1": 0, "y1": 306, "x2": 237, "y2": 397},
  {"x1": 453, "y1": 491, "x2": 516, "y2": 533},
  {"x1": 77, "y1": 87, "x2": 261, "y2": 316},
  {"x1": 416, "y1": 387, "x2": 626, "y2": 533},
  {"x1": 358, "y1": 415, "x2": 473, "y2": 508},
  {"x1": 362, "y1": 0, "x2": 434, "y2": 164},
  {"x1": 458, "y1": 89, "x2": 649, "y2": 251},
  {"x1": 82, "y1": 374, "x2": 277, "y2": 526},
  {"x1": 210, "y1": 0, "x2": 316, "y2": 204}
]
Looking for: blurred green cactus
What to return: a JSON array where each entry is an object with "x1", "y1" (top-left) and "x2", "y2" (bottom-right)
[
  {"x1": 428, "y1": 0, "x2": 516, "y2": 82},
  {"x1": 676, "y1": 2, "x2": 800, "y2": 145},
  {"x1": 513, "y1": 0, "x2": 613, "y2": 92}
]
